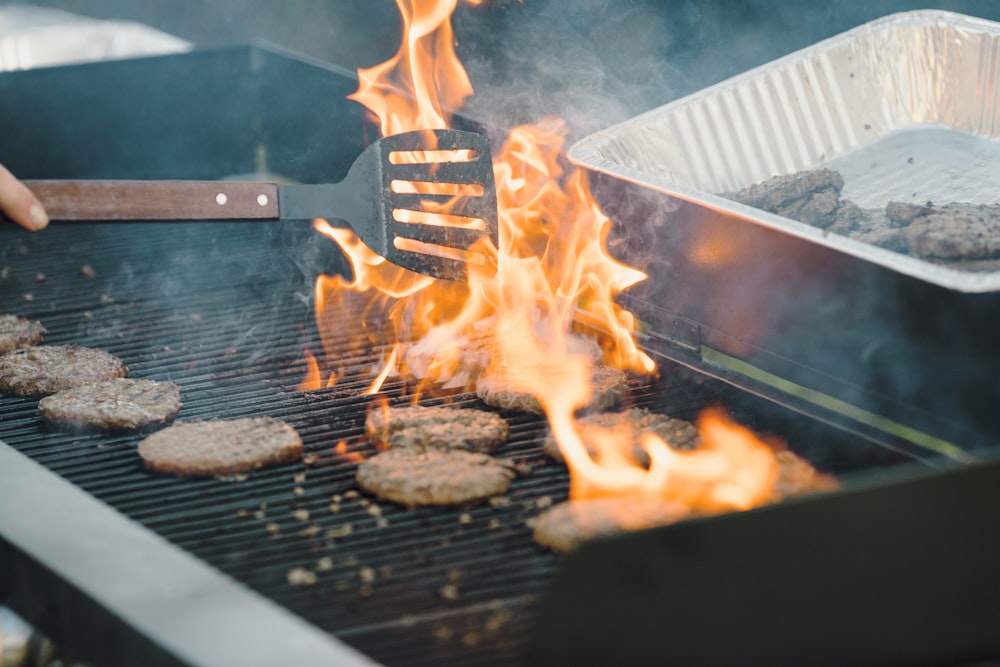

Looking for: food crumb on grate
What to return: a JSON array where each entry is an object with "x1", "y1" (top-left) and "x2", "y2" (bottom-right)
[
  {"x1": 297, "y1": 525, "x2": 320, "y2": 538},
  {"x1": 293, "y1": 472, "x2": 306, "y2": 483},
  {"x1": 462, "y1": 632, "x2": 481, "y2": 647},
  {"x1": 365, "y1": 504, "x2": 383, "y2": 517},
  {"x1": 433, "y1": 625, "x2": 454, "y2": 641},
  {"x1": 291, "y1": 508, "x2": 310, "y2": 522},
  {"x1": 265, "y1": 522, "x2": 280, "y2": 535},
  {"x1": 488, "y1": 518, "x2": 501, "y2": 529},
  {"x1": 329, "y1": 502, "x2": 341, "y2": 514},
  {"x1": 535, "y1": 495, "x2": 553, "y2": 509},
  {"x1": 326, "y1": 523, "x2": 353, "y2": 539},
  {"x1": 302, "y1": 454, "x2": 317, "y2": 466},
  {"x1": 80, "y1": 265, "x2": 96, "y2": 278},
  {"x1": 235, "y1": 508, "x2": 249, "y2": 518},
  {"x1": 342, "y1": 555, "x2": 358, "y2": 567},
  {"x1": 286, "y1": 567, "x2": 317, "y2": 586},
  {"x1": 485, "y1": 608, "x2": 513, "y2": 633},
  {"x1": 488, "y1": 496, "x2": 512, "y2": 508},
  {"x1": 35, "y1": 273, "x2": 45, "y2": 282},
  {"x1": 293, "y1": 485, "x2": 305, "y2": 496},
  {"x1": 358, "y1": 566, "x2": 376, "y2": 583},
  {"x1": 359, "y1": 584, "x2": 374, "y2": 597},
  {"x1": 1, "y1": 266, "x2": 9, "y2": 279},
  {"x1": 458, "y1": 512, "x2": 472, "y2": 524},
  {"x1": 344, "y1": 490, "x2": 361, "y2": 500},
  {"x1": 316, "y1": 557, "x2": 334, "y2": 572},
  {"x1": 439, "y1": 584, "x2": 459, "y2": 600},
  {"x1": 375, "y1": 517, "x2": 389, "y2": 528},
  {"x1": 334, "y1": 579, "x2": 350, "y2": 592},
  {"x1": 22, "y1": 294, "x2": 32, "y2": 302},
  {"x1": 253, "y1": 510, "x2": 265, "y2": 520}
]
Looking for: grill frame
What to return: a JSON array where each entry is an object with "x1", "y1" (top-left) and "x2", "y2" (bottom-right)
[{"x1": 0, "y1": 44, "x2": 989, "y2": 667}]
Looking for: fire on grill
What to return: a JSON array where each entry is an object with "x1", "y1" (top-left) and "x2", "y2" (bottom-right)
[{"x1": 2, "y1": 3, "x2": 1000, "y2": 667}]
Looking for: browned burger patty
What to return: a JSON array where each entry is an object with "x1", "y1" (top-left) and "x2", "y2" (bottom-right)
[
  {"x1": 542, "y1": 408, "x2": 700, "y2": 466},
  {"x1": 475, "y1": 363, "x2": 629, "y2": 415},
  {"x1": 39, "y1": 378, "x2": 182, "y2": 431},
  {"x1": 0, "y1": 314, "x2": 46, "y2": 354},
  {"x1": 529, "y1": 496, "x2": 691, "y2": 552},
  {"x1": 0, "y1": 344, "x2": 128, "y2": 397},
  {"x1": 773, "y1": 449, "x2": 839, "y2": 500},
  {"x1": 366, "y1": 404, "x2": 509, "y2": 453},
  {"x1": 356, "y1": 448, "x2": 516, "y2": 506},
  {"x1": 137, "y1": 417, "x2": 303, "y2": 476}
]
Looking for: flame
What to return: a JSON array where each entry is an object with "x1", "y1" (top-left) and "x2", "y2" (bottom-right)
[{"x1": 306, "y1": 0, "x2": 798, "y2": 520}]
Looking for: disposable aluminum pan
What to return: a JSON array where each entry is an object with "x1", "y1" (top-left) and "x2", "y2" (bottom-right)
[
  {"x1": 569, "y1": 10, "x2": 1000, "y2": 293},
  {"x1": 569, "y1": 10, "x2": 1000, "y2": 456}
]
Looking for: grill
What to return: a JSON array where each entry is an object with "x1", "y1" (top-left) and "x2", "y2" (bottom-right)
[{"x1": 1, "y1": 44, "x2": 998, "y2": 667}]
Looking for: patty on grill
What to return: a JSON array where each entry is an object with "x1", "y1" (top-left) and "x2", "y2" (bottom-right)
[
  {"x1": 366, "y1": 404, "x2": 509, "y2": 453},
  {"x1": 475, "y1": 363, "x2": 629, "y2": 415},
  {"x1": 542, "y1": 408, "x2": 700, "y2": 466},
  {"x1": 137, "y1": 417, "x2": 303, "y2": 476},
  {"x1": 529, "y1": 496, "x2": 691, "y2": 552},
  {"x1": 39, "y1": 378, "x2": 182, "y2": 431},
  {"x1": 0, "y1": 344, "x2": 128, "y2": 397},
  {"x1": 0, "y1": 314, "x2": 46, "y2": 354},
  {"x1": 356, "y1": 448, "x2": 516, "y2": 506}
]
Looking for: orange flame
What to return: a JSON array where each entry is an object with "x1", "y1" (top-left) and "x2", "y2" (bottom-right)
[{"x1": 306, "y1": 0, "x2": 804, "y2": 519}]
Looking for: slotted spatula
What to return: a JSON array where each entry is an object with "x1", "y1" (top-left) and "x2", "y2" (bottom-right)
[{"x1": 20, "y1": 129, "x2": 498, "y2": 281}]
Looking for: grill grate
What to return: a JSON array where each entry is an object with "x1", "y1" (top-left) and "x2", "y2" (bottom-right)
[{"x1": 0, "y1": 221, "x2": 917, "y2": 666}]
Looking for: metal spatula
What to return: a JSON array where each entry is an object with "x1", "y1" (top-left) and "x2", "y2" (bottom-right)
[{"x1": 21, "y1": 129, "x2": 498, "y2": 281}]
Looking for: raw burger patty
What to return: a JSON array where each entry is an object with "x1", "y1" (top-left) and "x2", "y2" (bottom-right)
[
  {"x1": 39, "y1": 378, "x2": 182, "y2": 430},
  {"x1": 0, "y1": 314, "x2": 46, "y2": 354},
  {"x1": 542, "y1": 408, "x2": 700, "y2": 465},
  {"x1": 0, "y1": 344, "x2": 128, "y2": 396},
  {"x1": 530, "y1": 496, "x2": 690, "y2": 552},
  {"x1": 138, "y1": 417, "x2": 303, "y2": 476},
  {"x1": 366, "y1": 404, "x2": 509, "y2": 453},
  {"x1": 476, "y1": 363, "x2": 628, "y2": 415},
  {"x1": 356, "y1": 448, "x2": 516, "y2": 506}
]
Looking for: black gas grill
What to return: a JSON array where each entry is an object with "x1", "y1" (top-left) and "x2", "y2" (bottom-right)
[{"x1": 1, "y1": 45, "x2": 998, "y2": 667}]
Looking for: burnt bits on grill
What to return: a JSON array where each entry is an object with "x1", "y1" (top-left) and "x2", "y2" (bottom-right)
[
  {"x1": 0, "y1": 314, "x2": 46, "y2": 354},
  {"x1": 39, "y1": 378, "x2": 182, "y2": 431},
  {"x1": 0, "y1": 344, "x2": 128, "y2": 397},
  {"x1": 529, "y1": 496, "x2": 692, "y2": 552},
  {"x1": 476, "y1": 363, "x2": 629, "y2": 415},
  {"x1": 137, "y1": 417, "x2": 303, "y2": 477},
  {"x1": 366, "y1": 404, "x2": 509, "y2": 453},
  {"x1": 356, "y1": 449, "x2": 517, "y2": 507},
  {"x1": 542, "y1": 407, "x2": 700, "y2": 466}
]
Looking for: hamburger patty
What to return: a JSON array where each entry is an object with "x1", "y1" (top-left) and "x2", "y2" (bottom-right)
[
  {"x1": 475, "y1": 363, "x2": 629, "y2": 415},
  {"x1": 0, "y1": 344, "x2": 128, "y2": 396},
  {"x1": 366, "y1": 404, "x2": 509, "y2": 453},
  {"x1": 138, "y1": 417, "x2": 303, "y2": 476},
  {"x1": 0, "y1": 314, "x2": 46, "y2": 354},
  {"x1": 542, "y1": 408, "x2": 700, "y2": 466},
  {"x1": 356, "y1": 448, "x2": 516, "y2": 506},
  {"x1": 39, "y1": 378, "x2": 182, "y2": 431},
  {"x1": 529, "y1": 496, "x2": 691, "y2": 552}
]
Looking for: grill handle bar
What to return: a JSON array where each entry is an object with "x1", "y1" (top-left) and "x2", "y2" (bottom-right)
[{"x1": 23, "y1": 180, "x2": 281, "y2": 221}]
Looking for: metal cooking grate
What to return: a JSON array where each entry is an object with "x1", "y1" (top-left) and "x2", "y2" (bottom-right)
[{"x1": 0, "y1": 221, "x2": 917, "y2": 666}]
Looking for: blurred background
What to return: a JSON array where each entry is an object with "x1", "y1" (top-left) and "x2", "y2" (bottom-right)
[{"x1": 5, "y1": 0, "x2": 1000, "y2": 136}]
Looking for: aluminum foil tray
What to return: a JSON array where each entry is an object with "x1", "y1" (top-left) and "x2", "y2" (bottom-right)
[{"x1": 569, "y1": 10, "x2": 1000, "y2": 293}]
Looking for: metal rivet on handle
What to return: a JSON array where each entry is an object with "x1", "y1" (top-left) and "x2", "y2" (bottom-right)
[
  {"x1": 216, "y1": 193, "x2": 228, "y2": 205},
  {"x1": 257, "y1": 194, "x2": 269, "y2": 206}
]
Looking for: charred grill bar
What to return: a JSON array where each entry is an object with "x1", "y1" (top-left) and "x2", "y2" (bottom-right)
[{"x1": 0, "y1": 44, "x2": 997, "y2": 667}]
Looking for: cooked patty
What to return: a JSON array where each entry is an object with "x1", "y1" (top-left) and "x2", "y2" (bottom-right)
[
  {"x1": 475, "y1": 363, "x2": 629, "y2": 415},
  {"x1": 773, "y1": 449, "x2": 839, "y2": 500},
  {"x1": 728, "y1": 168, "x2": 846, "y2": 228},
  {"x1": 404, "y1": 330, "x2": 494, "y2": 389},
  {"x1": 529, "y1": 496, "x2": 691, "y2": 552},
  {"x1": 886, "y1": 201, "x2": 1000, "y2": 259},
  {"x1": 542, "y1": 408, "x2": 700, "y2": 466},
  {"x1": 366, "y1": 404, "x2": 509, "y2": 453},
  {"x1": 39, "y1": 378, "x2": 182, "y2": 431},
  {"x1": 137, "y1": 417, "x2": 303, "y2": 476},
  {"x1": 0, "y1": 344, "x2": 128, "y2": 397},
  {"x1": 0, "y1": 314, "x2": 46, "y2": 354},
  {"x1": 356, "y1": 448, "x2": 516, "y2": 506}
]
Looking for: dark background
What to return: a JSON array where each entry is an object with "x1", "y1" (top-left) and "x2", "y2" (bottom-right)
[{"x1": 12, "y1": 0, "x2": 1000, "y2": 136}]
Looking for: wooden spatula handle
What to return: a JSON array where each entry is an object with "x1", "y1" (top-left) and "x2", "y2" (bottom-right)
[{"x1": 24, "y1": 180, "x2": 280, "y2": 221}]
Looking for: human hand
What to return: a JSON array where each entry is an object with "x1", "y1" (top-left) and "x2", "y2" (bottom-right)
[{"x1": 0, "y1": 164, "x2": 48, "y2": 231}]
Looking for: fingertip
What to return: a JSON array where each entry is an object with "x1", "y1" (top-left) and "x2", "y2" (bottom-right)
[{"x1": 27, "y1": 203, "x2": 49, "y2": 231}]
